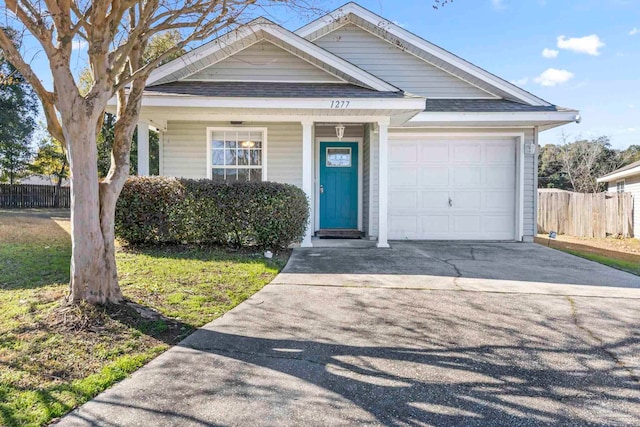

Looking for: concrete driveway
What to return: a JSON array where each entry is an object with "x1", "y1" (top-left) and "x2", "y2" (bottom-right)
[{"x1": 58, "y1": 242, "x2": 640, "y2": 426}]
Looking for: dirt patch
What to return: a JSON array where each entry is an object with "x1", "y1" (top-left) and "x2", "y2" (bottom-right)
[{"x1": 535, "y1": 235, "x2": 640, "y2": 264}]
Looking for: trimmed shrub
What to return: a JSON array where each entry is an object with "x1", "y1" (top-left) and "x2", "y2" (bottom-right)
[{"x1": 115, "y1": 177, "x2": 308, "y2": 250}]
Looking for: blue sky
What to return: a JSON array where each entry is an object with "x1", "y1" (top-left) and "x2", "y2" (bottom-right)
[
  {"x1": 306, "y1": 0, "x2": 640, "y2": 149},
  {"x1": 21, "y1": 0, "x2": 640, "y2": 149}
]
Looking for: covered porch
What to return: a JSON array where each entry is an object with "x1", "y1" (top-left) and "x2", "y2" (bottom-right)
[{"x1": 133, "y1": 92, "x2": 425, "y2": 249}]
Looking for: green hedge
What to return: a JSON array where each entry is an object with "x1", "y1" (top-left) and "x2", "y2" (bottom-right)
[{"x1": 115, "y1": 177, "x2": 309, "y2": 249}]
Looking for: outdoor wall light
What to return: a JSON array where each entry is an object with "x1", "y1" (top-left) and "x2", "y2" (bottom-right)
[{"x1": 335, "y1": 123, "x2": 346, "y2": 140}]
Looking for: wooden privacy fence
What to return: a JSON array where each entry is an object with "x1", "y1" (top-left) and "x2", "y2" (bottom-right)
[
  {"x1": 538, "y1": 190, "x2": 634, "y2": 238},
  {"x1": 0, "y1": 184, "x2": 70, "y2": 208}
]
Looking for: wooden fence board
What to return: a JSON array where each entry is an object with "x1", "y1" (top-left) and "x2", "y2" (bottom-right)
[
  {"x1": 538, "y1": 191, "x2": 634, "y2": 238},
  {"x1": 0, "y1": 184, "x2": 70, "y2": 208}
]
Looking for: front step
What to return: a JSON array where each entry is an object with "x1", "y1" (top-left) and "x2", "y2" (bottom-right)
[{"x1": 316, "y1": 229, "x2": 363, "y2": 239}]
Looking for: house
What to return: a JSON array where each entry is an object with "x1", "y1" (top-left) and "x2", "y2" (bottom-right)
[
  {"x1": 124, "y1": 2, "x2": 580, "y2": 248},
  {"x1": 598, "y1": 160, "x2": 639, "y2": 238}
]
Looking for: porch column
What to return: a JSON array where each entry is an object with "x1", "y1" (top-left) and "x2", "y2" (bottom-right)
[
  {"x1": 137, "y1": 120, "x2": 150, "y2": 176},
  {"x1": 301, "y1": 120, "x2": 314, "y2": 248},
  {"x1": 377, "y1": 120, "x2": 390, "y2": 248}
]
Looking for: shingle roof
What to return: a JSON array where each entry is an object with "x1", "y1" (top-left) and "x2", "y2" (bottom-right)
[
  {"x1": 600, "y1": 160, "x2": 640, "y2": 180},
  {"x1": 144, "y1": 81, "x2": 408, "y2": 98},
  {"x1": 424, "y1": 99, "x2": 568, "y2": 113}
]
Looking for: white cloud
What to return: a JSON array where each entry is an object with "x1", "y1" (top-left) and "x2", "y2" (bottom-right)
[
  {"x1": 542, "y1": 48, "x2": 559, "y2": 58},
  {"x1": 491, "y1": 0, "x2": 506, "y2": 10},
  {"x1": 511, "y1": 77, "x2": 529, "y2": 86},
  {"x1": 557, "y1": 34, "x2": 605, "y2": 56},
  {"x1": 630, "y1": 28, "x2": 639, "y2": 36},
  {"x1": 534, "y1": 68, "x2": 575, "y2": 87},
  {"x1": 72, "y1": 39, "x2": 87, "y2": 51}
]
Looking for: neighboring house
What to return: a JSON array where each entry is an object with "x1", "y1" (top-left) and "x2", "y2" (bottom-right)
[
  {"x1": 119, "y1": 2, "x2": 580, "y2": 248},
  {"x1": 19, "y1": 175, "x2": 70, "y2": 187},
  {"x1": 598, "y1": 160, "x2": 639, "y2": 239}
]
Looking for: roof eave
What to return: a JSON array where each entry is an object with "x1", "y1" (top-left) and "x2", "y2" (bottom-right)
[
  {"x1": 409, "y1": 110, "x2": 581, "y2": 124},
  {"x1": 597, "y1": 166, "x2": 640, "y2": 183}
]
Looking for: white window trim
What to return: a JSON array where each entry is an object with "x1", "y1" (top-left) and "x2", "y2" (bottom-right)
[
  {"x1": 206, "y1": 127, "x2": 268, "y2": 181},
  {"x1": 617, "y1": 179, "x2": 625, "y2": 193},
  {"x1": 326, "y1": 146, "x2": 353, "y2": 168}
]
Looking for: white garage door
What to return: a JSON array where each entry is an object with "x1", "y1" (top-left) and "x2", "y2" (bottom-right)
[{"x1": 388, "y1": 137, "x2": 517, "y2": 240}]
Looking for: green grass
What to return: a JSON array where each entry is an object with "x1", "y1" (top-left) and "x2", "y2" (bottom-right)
[
  {"x1": 560, "y1": 249, "x2": 640, "y2": 276},
  {"x1": 0, "y1": 210, "x2": 288, "y2": 427}
]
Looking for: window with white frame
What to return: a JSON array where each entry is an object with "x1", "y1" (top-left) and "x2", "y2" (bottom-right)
[
  {"x1": 617, "y1": 180, "x2": 625, "y2": 193},
  {"x1": 209, "y1": 129, "x2": 264, "y2": 182}
]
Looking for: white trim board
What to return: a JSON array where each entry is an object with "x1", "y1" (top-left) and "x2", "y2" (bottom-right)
[{"x1": 134, "y1": 95, "x2": 426, "y2": 111}]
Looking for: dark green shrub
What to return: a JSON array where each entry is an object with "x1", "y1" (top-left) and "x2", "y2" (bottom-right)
[{"x1": 115, "y1": 177, "x2": 308, "y2": 250}]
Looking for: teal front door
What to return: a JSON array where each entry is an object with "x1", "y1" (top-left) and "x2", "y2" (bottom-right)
[{"x1": 320, "y1": 141, "x2": 358, "y2": 229}]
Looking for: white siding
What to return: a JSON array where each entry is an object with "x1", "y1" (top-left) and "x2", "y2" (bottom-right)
[
  {"x1": 608, "y1": 176, "x2": 640, "y2": 238},
  {"x1": 163, "y1": 121, "x2": 303, "y2": 187},
  {"x1": 314, "y1": 24, "x2": 493, "y2": 98},
  {"x1": 184, "y1": 40, "x2": 342, "y2": 83}
]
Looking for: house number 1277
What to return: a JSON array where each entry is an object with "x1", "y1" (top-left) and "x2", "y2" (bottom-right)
[{"x1": 330, "y1": 100, "x2": 350, "y2": 109}]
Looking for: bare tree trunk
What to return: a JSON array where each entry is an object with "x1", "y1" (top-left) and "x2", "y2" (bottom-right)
[{"x1": 66, "y1": 119, "x2": 123, "y2": 304}]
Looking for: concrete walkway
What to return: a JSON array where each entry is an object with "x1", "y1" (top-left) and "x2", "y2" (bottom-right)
[{"x1": 57, "y1": 243, "x2": 640, "y2": 426}]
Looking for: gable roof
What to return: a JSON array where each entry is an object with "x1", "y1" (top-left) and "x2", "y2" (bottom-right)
[
  {"x1": 598, "y1": 160, "x2": 640, "y2": 183},
  {"x1": 296, "y1": 2, "x2": 552, "y2": 106},
  {"x1": 147, "y1": 17, "x2": 399, "y2": 93}
]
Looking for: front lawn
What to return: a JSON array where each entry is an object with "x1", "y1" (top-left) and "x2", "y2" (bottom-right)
[{"x1": 0, "y1": 209, "x2": 288, "y2": 427}]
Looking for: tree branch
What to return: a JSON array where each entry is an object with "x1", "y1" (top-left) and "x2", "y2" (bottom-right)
[{"x1": 0, "y1": 28, "x2": 64, "y2": 142}]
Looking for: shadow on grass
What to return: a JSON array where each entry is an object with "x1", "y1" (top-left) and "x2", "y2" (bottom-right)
[{"x1": 0, "y1": 300, "x2": 197, "y2": 427}]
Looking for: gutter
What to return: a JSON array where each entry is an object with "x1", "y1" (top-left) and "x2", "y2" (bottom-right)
[{"x1": 597, "y1": 166, "x2": 640, "y2": 183}]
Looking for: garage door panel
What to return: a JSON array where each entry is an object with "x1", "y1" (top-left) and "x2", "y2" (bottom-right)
[
  {"x1": 421, "y1": 144, "x2": 449, "y2": 162},
  {"x1": 451, "y1": 191, "x2": 481, "y2": 210},
  {"x1": 390, "y1": 215, "x2": 418, "y2": 236},
  {"x1": 483, "y1": 215, "x2": 514, "y2": 233},
  {"x1": 390, "y1": 167, "x2": 418, "y2": 187},
  {"x1": 391, "y1": 191, "x2": 418, "y2": 209},
  {"x1": 452, "y1": 167, "x2": 481, "y2": 188},
  {"x1": 453, "y1": 215, "x2": 482, "y2": 233},
  {"x1": 453, "y1": 143, "x2": 482, "y2": 162},
  {"x1": 422, "y1": 215, "x2": 450, "y2": 233},
  {"x1": 486, "y1": 142, "x2": 515, "y2": 163},
  {"x1": 421, "y1": 191, "x2": 449, "y2": 209},
  {"x1": 390, "y1": 143, "x2": 417, "y2": 162},
  {"x1": 486, "y1": 166, "x2": 516, "y2": 189},
  {"x1": 389, "y1": 136, "x2": 517, "y2": 241},
  {"x1": 421, "y1": 167, "x2": 449, "y2": 187},
  {"x1": 484, "y1": 191, "x2": 514, "y2": 211}
]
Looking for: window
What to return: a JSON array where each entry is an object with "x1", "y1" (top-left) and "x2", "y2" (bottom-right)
[
  {"x1": 617, "y1": 180, "x2": 625, "y2": 193},
  {"x1": 209, "y1": 129, "x2": 265, "y2": 182},
  {"x1": 326, "y1": 147, "x2": 352, "y2": 167}
]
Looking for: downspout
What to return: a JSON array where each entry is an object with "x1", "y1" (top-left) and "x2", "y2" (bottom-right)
[{"x1": 533, "y1": 125, "x2": 540, "y2": 239}]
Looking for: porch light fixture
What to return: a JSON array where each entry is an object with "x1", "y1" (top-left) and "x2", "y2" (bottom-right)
[
  {"x1": 335, "y1": 123, "x2": 346, "y2": 140},
  {"x1": 240, "y1": 140, "x2": 255, "y2": 148}
]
